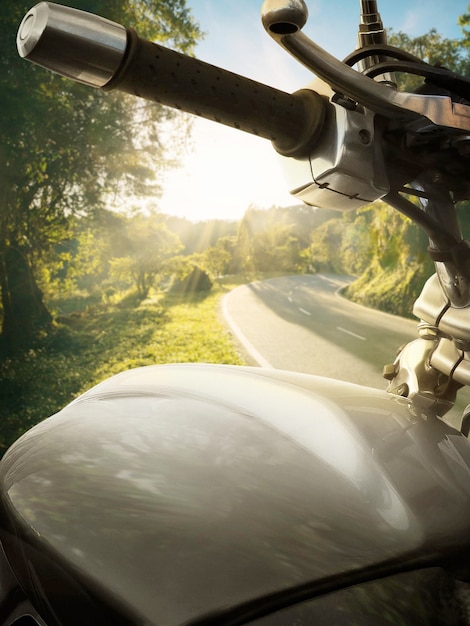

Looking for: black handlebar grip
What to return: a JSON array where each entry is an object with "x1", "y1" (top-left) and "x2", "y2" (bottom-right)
[
  {"x1": 17, "y1": 2, "x2": 326, "y2": 158},
  {"x1": 106, "y1": 31, "x2": 326, "y2": 158}
]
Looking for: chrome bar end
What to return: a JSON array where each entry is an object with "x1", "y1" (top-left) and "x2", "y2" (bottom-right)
[{"x1": 17, "y1": 2, "x2": 127, "y2": 88}]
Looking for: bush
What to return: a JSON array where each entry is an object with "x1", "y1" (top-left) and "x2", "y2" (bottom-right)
[
  {"x1": 344, "y1": 261, "x2": 433, "y2": 317},
  {"x1": 170, "y1": 266, "x2": 212, "y2": 294}
]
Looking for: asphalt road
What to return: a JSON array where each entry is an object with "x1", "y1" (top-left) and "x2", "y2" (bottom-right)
[
  {"x1": 223, "y1": 274, "x2": 420, "y2": 390},
  {"x1": 223, "y1": 274, "x2": 470, "y2": 428}
]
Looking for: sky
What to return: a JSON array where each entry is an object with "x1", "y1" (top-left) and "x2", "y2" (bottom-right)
[{"x1": 157, "y1": 0, "x2": 469, "y2": 222}]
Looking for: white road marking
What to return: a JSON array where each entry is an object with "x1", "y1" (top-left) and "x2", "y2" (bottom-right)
[
  {"x1": 299, "y1": 308, "x2": 311, "y2": 316},
  {"x1": 288, "y1": 296, "x2": 293, "y2": 302},
  {"x1": 337, "y1": 326, "x2": 366, "y2": 341},
  {"x1": 222, "y1": 289, "x2": 274, "y2": 369}
]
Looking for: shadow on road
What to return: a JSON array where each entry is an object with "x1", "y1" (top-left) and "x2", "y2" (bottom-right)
[{"x1": 245, "y1": 275, "x2": 411, "y2": 377}]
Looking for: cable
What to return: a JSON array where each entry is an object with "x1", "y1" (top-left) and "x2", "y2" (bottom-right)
[
  {"x1": 384, "y1": 191, "x2": 459, "y2": 249},
  {"x1": 343, "y1": 44, "x2": 470, "y2": 101},
  {"x1": 363, "y1": 62, "x2": 470, "y2": 100},
  {"x1": 343, "y1": 44, "x2": 426, "y2": 68}
]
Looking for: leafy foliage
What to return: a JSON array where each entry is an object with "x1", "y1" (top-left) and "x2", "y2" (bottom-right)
[
  {"x1": 201, "y1": 246, "x2": 232, "y2": 279},
  {"x1": 0, "y1": 0, "x2": 202, "y2": 352},
  {"x1": 387, "y1": 28, "x2": 469, "y2": 91},
  {"x1": 163, "y1": 216, "x2": 238, "y2": 254},
  {"x1": 170, "y1": 266, "x2": 213, "y2": 294},
  {"x1": 0, "y1": 287, "x2": 243, "y2": 453},
  {"x1": 109, "y1": 216, "x2": 183, "y2": 298},
  {"x1": 237, "y1": 206, "x2": 335, "y2": 274},
  {"x1": 306, "y1": 201, "x2": 434, "y2": 316}
]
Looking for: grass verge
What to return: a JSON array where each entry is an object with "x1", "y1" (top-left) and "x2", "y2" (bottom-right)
[{"x1": 0, "y1": 287, "x2": 245, "y2": 453}]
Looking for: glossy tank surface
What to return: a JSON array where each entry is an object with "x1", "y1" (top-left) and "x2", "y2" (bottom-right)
[{"x1": 1, "y1": 364, "x2": 470, "y2": 624}]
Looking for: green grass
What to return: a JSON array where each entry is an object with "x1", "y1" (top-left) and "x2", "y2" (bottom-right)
[{"x1": 0, "y1": 287, "x2": 245, "y2": 453}]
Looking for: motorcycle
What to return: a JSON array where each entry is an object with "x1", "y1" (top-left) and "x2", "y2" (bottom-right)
[{"x1": 3, "y1": 0, "x2": 470, "y2": 623}]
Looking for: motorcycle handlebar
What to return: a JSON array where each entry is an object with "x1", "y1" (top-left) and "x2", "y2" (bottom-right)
[{"x1": 17, "y1": 2, "x2": 327, "y2": 157}]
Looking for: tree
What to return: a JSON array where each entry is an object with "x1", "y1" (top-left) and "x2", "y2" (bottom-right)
[
  {"x1": 309, "y1": 219, "x2": 343, "y2": 273},
  {"x1": 163, "y1": 216, "x2": 238, "y2": 254},
  {"x1": 0, "y1": 0, "x2": 201, "y2": 353},
  {"x1": 201, "y1": 246, "x2": 231, "y2": 279},
  {"x1": 110, "y1": 216, "x2": 182, "y2": 299},
  {"x1": 236, "y1": 207, "x2": 312, "y2": 274},
  {"x1": 387, "y1": 25, "x2": 469, "y2": 93}
]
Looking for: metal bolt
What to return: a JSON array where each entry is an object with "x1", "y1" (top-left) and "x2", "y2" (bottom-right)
[
  {"x1": 417, "y1": 321, "x2": 439, "y2": 340},
  {"x1": 383, "y1": 363, "x2": 397, "y2": 380},
  {"x1": 359, "y1": 129, "x2": 371, "y2": 145}
]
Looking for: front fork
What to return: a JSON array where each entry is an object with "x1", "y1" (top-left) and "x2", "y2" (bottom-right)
[{"x1": 383, "y1": 177, "x2": 470, "y2": 423}]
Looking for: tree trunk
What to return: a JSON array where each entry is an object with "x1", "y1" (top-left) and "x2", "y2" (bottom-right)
[{"x1": 0, "y1": 244, "x2": 52, "y2": 354}]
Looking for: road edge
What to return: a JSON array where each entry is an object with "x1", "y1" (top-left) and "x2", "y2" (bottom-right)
[{"x1": 221, "y1": 287, "x2": 274, "y2": 369}]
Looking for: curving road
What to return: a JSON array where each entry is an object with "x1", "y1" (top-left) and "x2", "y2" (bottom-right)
[
  {"x1": 223, "y1": 273, "x2": 470, "y2": 430},
  {"x1": 223, "y1": 274, "x2": 419, "y2": 390}
]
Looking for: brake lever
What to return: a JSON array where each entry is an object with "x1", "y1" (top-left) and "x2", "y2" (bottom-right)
[{"x1": 261, "y1": 0, "x2": 470, "y2": 132}]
